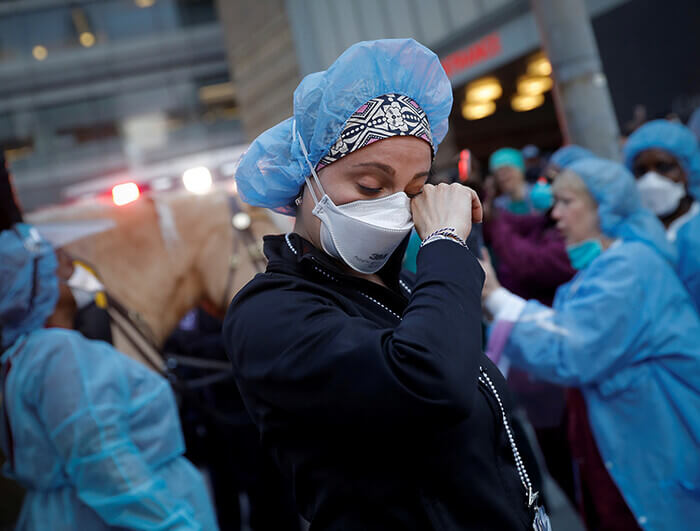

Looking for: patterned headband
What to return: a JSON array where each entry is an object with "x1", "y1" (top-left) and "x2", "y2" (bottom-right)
[{"x1": 316, "y1": 93, "x2": 434, "y2": 170}]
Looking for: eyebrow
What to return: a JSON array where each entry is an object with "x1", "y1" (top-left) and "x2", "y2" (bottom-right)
[{"x1": 352, "y1": 162, "x2": 429, "y2": 180}]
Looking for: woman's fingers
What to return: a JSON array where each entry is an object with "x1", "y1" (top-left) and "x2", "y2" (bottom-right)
[
  {"x1": 470, "y1": 188, "x2": 483, "y2": 224},
  {"x1": 412, "y1": 183, "x2": 472, "y2": 241}
]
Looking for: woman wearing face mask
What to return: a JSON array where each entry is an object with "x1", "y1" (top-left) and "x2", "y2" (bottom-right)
[
  {"x1": 481, "y1": 158, "x2": 700, "y2": 531},
  {"x1": 623, "y1": 119, "x2": 700, "y2": 310},
  {"x1": 482, "y1": 145, "x2": 593, "y2": 306},
  {"x1": 52, "y1": 251, "x2": 114, "y2": 343},
  {"x1": 224, "y1": 39, "x2": 551, "y2": 530},
  {"x1": 488, "y1": 148, "x2": 537, "y2": 215}
]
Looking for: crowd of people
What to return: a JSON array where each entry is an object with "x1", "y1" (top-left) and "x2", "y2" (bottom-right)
[
  {"x1": 478, "y1": 128, "x2": 700, "y2": 530},
  {"x1": 1, "y1": 36, "x2": 699, "y2": 531}
]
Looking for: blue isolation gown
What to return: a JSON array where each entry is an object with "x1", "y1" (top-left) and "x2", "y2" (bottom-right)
[{"x1": 0, "y1": 225, "x2": 218, "y2": 530}]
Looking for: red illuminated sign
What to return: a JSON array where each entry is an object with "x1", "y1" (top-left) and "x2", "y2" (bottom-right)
[{"x1": 441, "y1": 33, "x2": 503, "y2": 80}]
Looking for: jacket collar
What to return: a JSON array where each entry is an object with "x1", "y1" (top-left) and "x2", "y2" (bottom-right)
[{"x1": 263, "y1": 232, "x2": 410, "y2": 293}]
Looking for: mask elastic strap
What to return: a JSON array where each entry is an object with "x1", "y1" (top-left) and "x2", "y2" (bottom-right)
[{"x1": 294, "y1": 121, "x2": 324, "y2": 205}]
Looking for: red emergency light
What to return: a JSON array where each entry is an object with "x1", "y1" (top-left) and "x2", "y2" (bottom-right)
[
  {"x1": 112, "y1": 182, "x2": 140, "y2": 206},
  {"x1": 458, "y1": 149, "x2": 471, "y2": 182}
]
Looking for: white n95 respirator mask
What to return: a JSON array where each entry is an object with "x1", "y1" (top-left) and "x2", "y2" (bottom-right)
[
  {"x1": 636, "y1": 171, "x2": 686, "y2": 217},
  {"x1": 295, "y1": 127, "x2": 414, "y2": 274}
]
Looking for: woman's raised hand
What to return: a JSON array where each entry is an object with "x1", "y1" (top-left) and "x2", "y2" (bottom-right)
[{"x1": 411, "y1": 183, "x2": 482, "y2": 241}]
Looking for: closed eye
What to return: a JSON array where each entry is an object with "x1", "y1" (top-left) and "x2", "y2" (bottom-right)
[{"x1": 357, "y1": 184, "x2": 382, "y2": 195}]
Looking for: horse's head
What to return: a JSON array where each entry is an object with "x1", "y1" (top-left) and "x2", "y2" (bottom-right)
[
  {"x1": 191, "y1": 191, "x2": 280, "y2": 318},
  {"x1": 28, "y1": 188, "x2": 279, "y2": 349}
]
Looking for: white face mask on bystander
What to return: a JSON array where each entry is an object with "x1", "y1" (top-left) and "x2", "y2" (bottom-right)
[
  {"x1": 296, "y1": 127, "x2": 414, "y2": 274},
  {"x1": 65, "y1": 263, "x2": 105, "y2": 309},
  {"x1": 636, "y1": 171, "x2": 686, "y2": 217}
]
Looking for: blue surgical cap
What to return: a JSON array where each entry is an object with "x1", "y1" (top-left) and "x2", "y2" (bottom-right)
[
  {"x1": 567, "y1": 158, "x2": 676, "y2": 265},
  {"x1": 623, "y1": 120, "x2": 700, "y2": 200},
  {"x1": 489, "y1": 148, "x2": 525, "y2": 172},
  {"x1": 235, "y1": 39, "x2": 453, "y2": 215},
  {"x1": 550, "y1": 145, "x2": 595, "y2": 169},
  {"x1": 0, "y1": 224, "x2": 58, "y2": 349}
]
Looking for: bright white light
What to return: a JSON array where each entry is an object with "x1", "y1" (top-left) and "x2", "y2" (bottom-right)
[
  {"x1": 182, "y1": 166, "x2": 213, "y2": 195},
  {"x1": 232, "y1": 212, "x2": 251, "y2": 230},
  {"x1": 112, "y1": 182, "x2": 140, "y2": 206}
]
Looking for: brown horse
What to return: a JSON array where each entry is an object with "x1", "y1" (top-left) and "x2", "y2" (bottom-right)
[{"x1": 27, "y1": 187, "x2": 280, "y2": 368}]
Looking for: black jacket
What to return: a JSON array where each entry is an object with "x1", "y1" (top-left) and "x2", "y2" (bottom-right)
[{"x1": 223, "y1": 233, "x2": 533, "y2": 530}]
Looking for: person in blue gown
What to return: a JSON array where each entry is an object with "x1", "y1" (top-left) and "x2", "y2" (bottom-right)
[
  {"x1": 624, "y1": 119, "x2": 700, "y2": 310},
  {"x1": 480, "y1": 158, "x2": 700, "y2": 531},
  {"x1": 0, "y1": 224, "x2": 218, "y2": 531}
]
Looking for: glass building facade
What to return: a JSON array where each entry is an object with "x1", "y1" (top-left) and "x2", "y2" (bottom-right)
[{"x1": 0, "y1": 0, "x2": 242, "y2": 209}]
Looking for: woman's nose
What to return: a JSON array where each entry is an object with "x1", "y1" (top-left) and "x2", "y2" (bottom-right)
[{"x1": 551, "y1": 203, "x2": 562, "y2": 220}]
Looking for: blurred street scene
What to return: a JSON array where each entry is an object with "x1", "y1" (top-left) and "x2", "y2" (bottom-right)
[{"x1": 1, "y1": 1, "x2": 699, "y2": 530}]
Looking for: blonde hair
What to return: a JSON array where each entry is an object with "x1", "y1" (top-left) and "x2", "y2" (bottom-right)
[{"x1": 553, "y1": 169, "x2": 597, "y2": 209}]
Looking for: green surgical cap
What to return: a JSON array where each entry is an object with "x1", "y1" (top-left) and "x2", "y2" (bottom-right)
[{"x1": 489, "y1": 148, "x2": 525, "y2": 172}]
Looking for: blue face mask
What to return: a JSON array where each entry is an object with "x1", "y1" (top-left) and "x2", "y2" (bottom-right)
[
  {"x1": 530, "y1": 179, "x2": 553, "y2": 211},
  {"x1": 566, "y1": 239, "x2": 603, "y2": 270}
]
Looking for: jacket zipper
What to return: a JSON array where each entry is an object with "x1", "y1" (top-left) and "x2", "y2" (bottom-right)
[{"x1": 285, "y1": 233, "x2": 404, "y2": 321}]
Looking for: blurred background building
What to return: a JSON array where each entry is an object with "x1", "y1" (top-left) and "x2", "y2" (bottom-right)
[
  {"x1": 4, "y1": 0, "x2": 699, "y2": 210},
  {"x1": 2, "y1": 0, "x2": 242, "y2": 210},
  {"x1": 220, "y1": 0, "x2": 700, "y2": 175}
]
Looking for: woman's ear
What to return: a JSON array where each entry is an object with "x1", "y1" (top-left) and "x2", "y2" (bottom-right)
[{"x1": 293, "y1": 185, "x2": 323, "y2": 250}]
